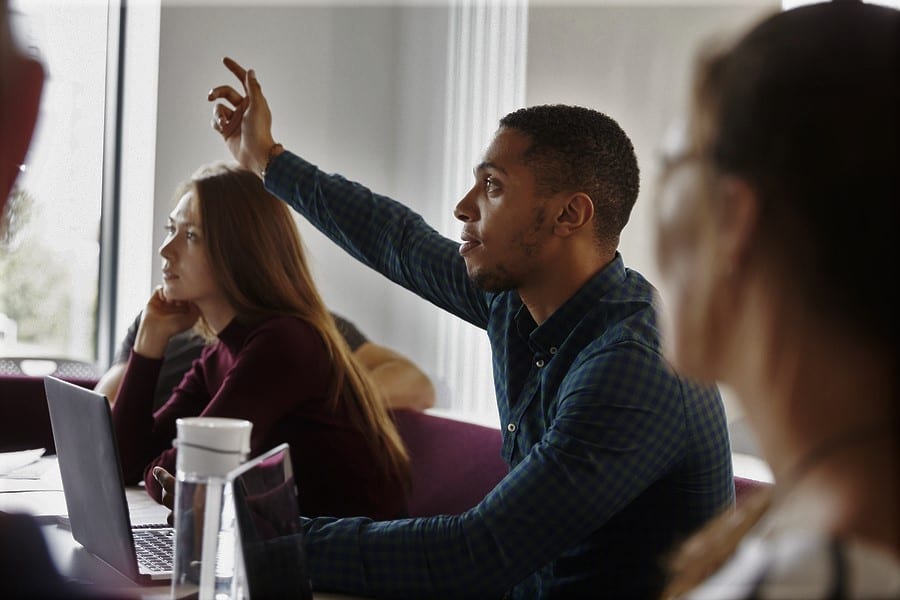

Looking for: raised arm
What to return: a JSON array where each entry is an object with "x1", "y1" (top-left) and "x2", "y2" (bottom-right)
[
  {"x1": 208, "y1": 58, "x2": 491, "y2": 328},
  {"x1": 207, "y1": 57, "x2": 275, "y2": 176}
]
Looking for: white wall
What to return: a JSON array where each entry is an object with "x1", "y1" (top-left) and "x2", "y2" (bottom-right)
[
  {"x1": 145, "y1": 0, "x2": 777, "y2": 414},
  {"x1": 527, "y1": 2, "x2": 776, "y2": 420},
  {"x1": 526, "y1": 2, "x2": 775, "y2": 286},
  {"x1": 151, "y1": 3, "x2": 452, "y2": 385}
]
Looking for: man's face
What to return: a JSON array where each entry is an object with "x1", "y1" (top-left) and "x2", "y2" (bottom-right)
[{"x1": 454, "y1": 127, "x2": 556, "y2": 293}]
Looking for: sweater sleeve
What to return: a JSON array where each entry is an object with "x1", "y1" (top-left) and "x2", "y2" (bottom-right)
[
  {"x1": 139, "y1": 319, "x2": 330, "y2": 503},
  {"x1": 110, "y1": 351, "x2": 176, "y2": 486},
  {"x1": 112, "y1": 347, "x2": 212, "y2": 499}
]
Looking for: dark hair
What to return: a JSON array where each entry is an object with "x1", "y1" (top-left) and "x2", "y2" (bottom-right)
[
  {"x1": 499, "y1": 104, "x2": 640, "y2": 248},
  {"x1": 694, "y1": 0, "x2": 899, "y2": 347}
]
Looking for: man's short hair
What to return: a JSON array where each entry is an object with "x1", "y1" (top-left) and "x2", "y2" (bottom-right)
[{"x1": 500, "y1": 104, "x2": 640, "y2": 247}]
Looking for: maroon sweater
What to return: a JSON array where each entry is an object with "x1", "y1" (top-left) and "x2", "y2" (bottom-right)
[{"x1": 111, "y1": 316, "x2": 406, "y2": 520}]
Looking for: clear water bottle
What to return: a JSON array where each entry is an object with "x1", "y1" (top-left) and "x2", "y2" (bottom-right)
[{"x1": 171, "y1": 417, "x2": 252, "y2": 600}]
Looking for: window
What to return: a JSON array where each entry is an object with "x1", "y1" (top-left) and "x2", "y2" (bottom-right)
[
  {"x1": 434, "y1": 1, "x2": 527, "y2": 426},
  {"x1": 0, "y1": 0, "x2": 117, "y2": 367}
]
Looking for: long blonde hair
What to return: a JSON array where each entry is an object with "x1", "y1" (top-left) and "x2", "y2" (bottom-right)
[
  {"x1": 662, "y1": 486, "x2": 774, "y2": 598},
  {"x1": 180, "y1": 162, "x2": 409, "y2": 486}
]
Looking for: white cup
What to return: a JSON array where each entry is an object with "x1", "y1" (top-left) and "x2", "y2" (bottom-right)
[
  {"x1": 172, "y1": 417, "x2": 253, "y2": 600},
  {"x1": 174, "y1": 417, "x2": 252, "y2": 478}
]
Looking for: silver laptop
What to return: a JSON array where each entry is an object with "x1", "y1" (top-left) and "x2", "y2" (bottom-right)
[
  {"x1": 44, "y1": 376, "x2": 174, "y2": 583},
  {"x1": 45, "y1": 376, "x2": 313, "y2": 595}
]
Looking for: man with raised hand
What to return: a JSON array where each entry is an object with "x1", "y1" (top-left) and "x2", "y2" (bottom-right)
[{"x1": 201, "y1": 57, "x2": 733, "y2": 599}]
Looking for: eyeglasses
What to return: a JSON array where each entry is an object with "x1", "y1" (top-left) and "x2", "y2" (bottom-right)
[
  {"x1": 656, "y1": 149, "x2": 711, "y2": 192},
  {"x1": 656, "y1": 119, "x2": 711, "y2": 182}
]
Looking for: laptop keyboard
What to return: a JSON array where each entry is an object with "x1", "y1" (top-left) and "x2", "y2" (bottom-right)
[{"x1": 133, "y1": 528, "x2": 175, "y2": 574}]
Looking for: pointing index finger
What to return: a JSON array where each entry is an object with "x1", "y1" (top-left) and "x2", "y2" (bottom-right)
[{"x1": 223, "y1": 56, "x2": 248, "y2": 87}]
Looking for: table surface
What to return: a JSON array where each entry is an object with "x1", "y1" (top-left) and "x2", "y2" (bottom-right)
[
  {"x1": 0, "y1": 455, "x2": 362, "y2": 599},
  {"x1": 2, "y1": 449, "x2": 772, "y2": 598}
]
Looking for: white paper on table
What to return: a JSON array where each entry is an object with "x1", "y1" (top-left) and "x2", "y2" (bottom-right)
[
  {"x1": 0, "y1": 457, "x2": 63, "y2": 492},
  {"x1": 2, "y1": 457, "x2": 53, "y2": 480},
  {"x1": 0, "y1": 456, "x2": 67, "y2": 521},
  {"x1": 0, "y1": 448, "x2": 46, "y2": 476}
]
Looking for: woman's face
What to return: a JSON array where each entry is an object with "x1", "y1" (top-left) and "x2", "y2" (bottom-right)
[
  {"x1": 158, "y1": 190, "x2": 222, "y2": 306},
  {"x1": 652, "y1": 120, "x2": 725, "y2": 382}
]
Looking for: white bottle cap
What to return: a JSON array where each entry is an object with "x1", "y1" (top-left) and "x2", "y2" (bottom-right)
[{"x1": 174, "y1": 417, "x2": 253, "y2": 478}]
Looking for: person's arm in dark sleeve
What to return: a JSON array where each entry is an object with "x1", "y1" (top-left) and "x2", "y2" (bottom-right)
[
  {"x1": 299, "y1": 344, "x2": 692, "y2": 598},
  {"x1": 331, "y1": 312, "x2": 436, "y2": 410},
  {"x1": 267, "y1": 152, "x2": 492, "y2": 330}
]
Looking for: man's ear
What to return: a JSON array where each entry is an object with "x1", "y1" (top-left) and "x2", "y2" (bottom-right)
[
  {"x1": 553, "y1": 192, "x2": 594, "y2": 237},
  {"x1": 717, "y1": 176, "x2": 759, "y2": 274}
]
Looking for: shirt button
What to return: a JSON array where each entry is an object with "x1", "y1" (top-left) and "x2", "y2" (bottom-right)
[
  {"x1": 507, "y1": 423, "x2": 517, "y2": 433},
  {"x1": 549, "y1": 347, "x2": 558, "y2": 354},
  {"x1": 536, "y1": 359, "x2": 545, "y2": 367}
]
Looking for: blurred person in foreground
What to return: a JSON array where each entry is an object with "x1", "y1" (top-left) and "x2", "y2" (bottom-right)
[
  {"x1": 654, "y1": 1, "x2": 899, "y2": 598},
  {"x1": 1, "y1": 1, "x2": 96, "y2": 597},
  {"x1": 0, "y1": 0, "x2": 42, "y2": 205}
]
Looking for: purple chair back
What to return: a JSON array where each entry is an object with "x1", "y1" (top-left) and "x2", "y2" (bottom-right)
[
  {"x1": 734, "y1": 475, "x2": 771, "y2": 507},
  {"x1": 0, "y1": 375, "x2": 97, "y2": 453},
  {"x1": 391, "y1": 409, "x2": 508, "y2": 517}
]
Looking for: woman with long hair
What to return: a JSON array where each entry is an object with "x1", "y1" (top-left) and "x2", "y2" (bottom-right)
[
  {"x1": 654, "y1": 2, "x2": 899, "y2": 597},
  {"x1": 112, "y1": 162, "x2": 409, "y2": 520}
]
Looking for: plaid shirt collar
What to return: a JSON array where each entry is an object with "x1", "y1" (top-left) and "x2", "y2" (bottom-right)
[{"x1": 515, "y1": 252, "x2": 627, "y2": 354}]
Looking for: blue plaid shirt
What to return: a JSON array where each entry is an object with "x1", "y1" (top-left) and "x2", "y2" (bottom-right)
[{"x1": 266, "y1": 151, "x2": 734, "y2": 599}]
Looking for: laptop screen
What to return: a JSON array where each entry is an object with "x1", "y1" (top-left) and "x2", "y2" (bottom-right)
[
  {"x1": 44, "y1": 375, "x2": 150, "y2": 582},
  {"x1": 225, "y1": 443, "x2": 312, "y2": 599}
]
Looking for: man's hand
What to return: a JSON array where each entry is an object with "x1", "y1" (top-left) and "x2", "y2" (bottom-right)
[
  {"x1": 152, "y1": 466, "x2": 176, "y2": 527},
  {"x1": 208, "y1": 57, "x2": 277, "y2": 176}
]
